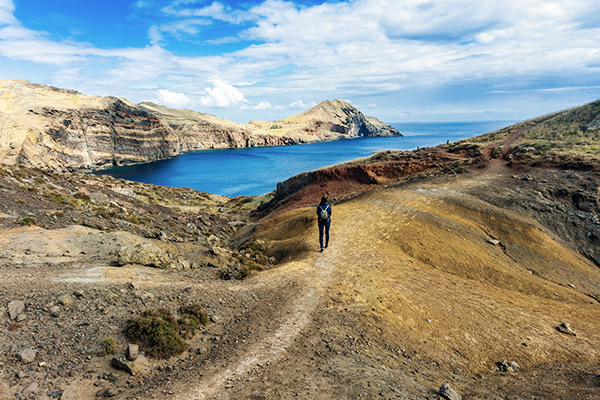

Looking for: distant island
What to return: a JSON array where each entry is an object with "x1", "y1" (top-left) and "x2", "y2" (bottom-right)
[{"x1": 0, "y1": 79, "x2": 401, "y2": 172}]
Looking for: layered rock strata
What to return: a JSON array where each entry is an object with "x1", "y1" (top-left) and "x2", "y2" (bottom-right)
[{"x1": 0, "y1": 80, "x2": 401, "y2": 171}]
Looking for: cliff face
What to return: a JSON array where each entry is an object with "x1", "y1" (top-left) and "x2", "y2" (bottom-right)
[{"x1": 0, "y1": 80, "x2": 401, "y2": 171}]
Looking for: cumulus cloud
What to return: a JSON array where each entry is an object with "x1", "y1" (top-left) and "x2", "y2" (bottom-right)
[
  {"x1": 289, "y1": 100, "x2": 316, "y2": 109},
  {"x1": 0, "y1": 0, "x2": 17, "y2": 25},
  {"x1": 0, "y1": 0, "x2": 599, "y2": 121},
  {"x1": 154, "y1": 89, "x2": 193, "y2": 108},
  {"x1": 253, "y1": 101, "x2": 272, "y2": 110},
  {"x1": 200, "y1": 79, "x2": 248, "y2": 108}
]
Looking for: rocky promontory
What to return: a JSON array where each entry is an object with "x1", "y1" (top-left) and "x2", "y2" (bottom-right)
[{"x1": 0, "y1": 80, "x2": 400, "y2": 171}]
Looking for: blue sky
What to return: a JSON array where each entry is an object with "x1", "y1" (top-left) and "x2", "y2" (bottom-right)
[{"x1": 1, "y1": 0, "x2": 600, "y2": 123}]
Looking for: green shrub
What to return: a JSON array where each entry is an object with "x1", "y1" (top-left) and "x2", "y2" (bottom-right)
[
  {"x1": 20, "y1": 216, "x2": 37, "y2": 225},
  {"x1": 124, "y1": 215, "x2": 139, "y2": 225},
  {"x1": 49, "y1": 193, "x2": 67, "y2": 204},
  {"x1": 249, "y1": 239, "x2": 266, "y2": 252},
  {"x1": 491, "y1": 146, "x2": 503, "y2": 159},
  {"x1": 178, "y1": 304, "x2": 209, "y2": 338},
  {"x1": 453, "y1": 165, "x2": 467, "y2": 174},
  {"x1": 100, "y1": 337, "x2": 117, "y2": 355},
  {"x1": 124, "y1": 308, "x2": 187, "y2": 358},
  {"x1": 74, "y1": 192, "x2": 91, "y2": 202}
]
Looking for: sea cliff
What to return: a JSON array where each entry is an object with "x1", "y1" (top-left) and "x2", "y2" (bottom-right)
[{"x1": 0, "y1": 80, "x2": 401, "y2": 171}]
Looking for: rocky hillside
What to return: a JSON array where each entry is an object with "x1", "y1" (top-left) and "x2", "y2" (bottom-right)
[
  {"x1": 1, "y1": 99, "x2": 599, "y2": 399},
  {"x1": 466, "y1": 99, "x2": 600, "y2": 168},
  {"x1": 249, "y1": 99, "x2": 400, "y2": 141},
  {"x1": 0, "y1": 80, "x2": 400, "y2": 172}
]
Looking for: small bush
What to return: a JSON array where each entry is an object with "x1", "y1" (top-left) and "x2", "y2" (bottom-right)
[
  {"x1": 74, "y1": 192, "x2": 91, "y2": 202},
  {"x1": 491, "y1": 146, "x2": 503, "y2": 159},
  {"x1": 100, "y1": 337, "x2": 117, "y2": 355},
  {"x1": 249, "y1": 239, "x2": 266, "y2": 252},
  {"x1": 124, "y1": 215, "x2": 139, "y2": 225},
  {"x1": 124, "y1": 308, "x2": 187, "y2": 358},
  {"x1": 453, "y1": 165, "x2": 467, "y2": 174},
  {"x1": 20, "y1": 216, "x2": 37, "y2": 225},
  {"x1": 49, "y1": 193, "x2": 67, "y2": 204},
  {"x1": 178, "y1": 304, "x2": 210, "y2": 338}
]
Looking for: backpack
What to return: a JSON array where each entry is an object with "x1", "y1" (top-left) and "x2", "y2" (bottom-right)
[{"x1": 319, "y1": 205, "x2": 329, "y2": 222}]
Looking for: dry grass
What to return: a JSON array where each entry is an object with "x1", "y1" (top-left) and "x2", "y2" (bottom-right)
[{"x1": 253, "y1": 174, "x2": 600, "y2": 377}]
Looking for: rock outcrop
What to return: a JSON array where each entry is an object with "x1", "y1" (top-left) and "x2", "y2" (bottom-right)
[{"x1": 0, "y1": 80, "x2": 401, "y2": 171}]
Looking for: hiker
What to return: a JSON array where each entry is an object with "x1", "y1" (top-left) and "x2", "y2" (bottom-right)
[{"x1": 317, "y1": 196, "x2": 331, "y2": 252}]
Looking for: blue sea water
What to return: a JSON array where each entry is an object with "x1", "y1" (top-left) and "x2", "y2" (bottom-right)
[{"x1": 100, "y1": 121, "x2": 513, "y2": 197}]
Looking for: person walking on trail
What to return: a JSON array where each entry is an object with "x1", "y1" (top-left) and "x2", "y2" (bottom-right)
[{"x1": 317, "y1": 196, "x2": 331, "y2": 252}]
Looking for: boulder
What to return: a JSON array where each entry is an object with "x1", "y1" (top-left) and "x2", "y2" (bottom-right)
[
  {"x1": 96, "y1": 387, "x2": 117, "y2": 397},
  {"x1": 57, "y1": 294, "x2": 74, "y2": 306},
  {"x1": 118, "y1": 243, "x2": 169, "y2": 268},
  {"x1": 60, "y1": 387, "x2": 77, "y2": 400},
  {"x1": 7, "y1": 300, "x2": 25, "y2": 320},
  {"x1": 111, "y1": 354, "x2": 148, "y2": 376},
  {"x1": 211, "y1": 246, "x2": 229, "y2": 258},
  {"x1": 126, "y1": 344, "x2": 139, "y2": 361},
  {"x1": 49, "y1": 305, "x2": 61, "y2": 317},
  {"x1": 497, "y1": 360, "x2": 520, "y2": 372},
  {"x1": 556, "y1": 322, "x2": 576, "y2": 336},
  {"x1": 439, "y1": 383, "x2": 461, "y2": 400},
  {"x1": 22, "y1": 382, "x2": 39, "y2": 395},
  {"x1": 16, "y1": 348, "x2": 36, "y2": 364}
]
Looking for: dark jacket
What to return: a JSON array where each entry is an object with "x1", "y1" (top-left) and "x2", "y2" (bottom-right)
[{"x1": 317, "y1": 202, "x2": 331, "y2": 225}]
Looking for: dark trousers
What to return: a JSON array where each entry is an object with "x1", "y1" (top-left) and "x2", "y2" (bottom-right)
[{"x1": 319, "y1": 222, "x2": 330, "y2": 249}]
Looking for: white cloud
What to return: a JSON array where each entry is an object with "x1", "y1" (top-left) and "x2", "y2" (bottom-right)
[
  {"x1": 148, "y1": 19, "x2": 211, "y2": 45},
  {"x1": 253, "y1": 101, "x2": 272, "y2": 110},
  {"x1": 0, "y1": 0, "x2": 17, "y2": 25},
  {"x1": 162, "y1": 1, "x2": 246, "y2": 23},
  {"x1": 200, "y1": 79, "x2": 248, "y2": 108},
  {"x1": 154, "y1": 89, "x2": 193, "y2": 108},
  {"x1": 0, "y1": 0, "x2": 598, "y2": 122},
  {"x1": 289, "y1": 100, "x2": 315, "y2": 109}
]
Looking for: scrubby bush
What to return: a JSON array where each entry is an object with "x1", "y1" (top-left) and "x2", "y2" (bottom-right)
[
  {"x1": 124, "y1": 308, "x2": 187, "y2": 358},
  {"x1": 19, "y1": 216, "x2": 37, "y2": 225},
  {"x1": 74, "y1": 192, "x2": 91, "y2": 202},
  {"x1": 124, "y1": 305, "x2": 210, "y2": 358},
  {"x1": 491, "y1": 146, "x2": 503, "y2": 159},
  {"x1": 123, "y1": 215, "x2": 139, "y2": 225},
  {"x1": 100, "y1": 337, "x2": 117, "y2": 355},
  {"x1": 178, "y1": 304, "x2": 209, "y2": 338},
  {"x1": 48, "y1": 193, "x2": 67, "y2": 204}
]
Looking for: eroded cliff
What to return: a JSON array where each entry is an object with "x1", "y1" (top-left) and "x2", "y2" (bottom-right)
[{"x1": 0, "y1": 80, "x2": 401, "y2": 171}]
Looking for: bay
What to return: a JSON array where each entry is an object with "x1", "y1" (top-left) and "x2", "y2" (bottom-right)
[{"x1": 100, "y1": 120, "x2": 513, "y2": 197}]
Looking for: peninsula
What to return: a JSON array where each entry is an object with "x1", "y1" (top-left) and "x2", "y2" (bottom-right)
[{"x1": 0, "y1": 80, "x2": 400, "y2": 172}]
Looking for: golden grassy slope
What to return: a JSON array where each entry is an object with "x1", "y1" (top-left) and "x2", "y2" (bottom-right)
[{"x1": 251, "y1": 171, "x2": 600, "y2": 380}]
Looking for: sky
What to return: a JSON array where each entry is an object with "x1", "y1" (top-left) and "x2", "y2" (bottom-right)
[{"x1": 1, "y1": 0, "x2": 599, "y2": 123}]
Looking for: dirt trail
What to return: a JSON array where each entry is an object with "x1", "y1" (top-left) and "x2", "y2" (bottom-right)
[
  {"x1": 174, "y1": 252, "x2": 336, "y2": 400},
  {"x1": 169, "y1": 164, "x2": 600, "y2": 399},
  {"x1": 483, "y1": 127, "x2": 528, "y2": 172}
]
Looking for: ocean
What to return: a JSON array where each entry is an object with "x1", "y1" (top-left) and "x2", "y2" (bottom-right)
[{"x1": 100, "y1": 121, "x2": 512, "y2": 197}]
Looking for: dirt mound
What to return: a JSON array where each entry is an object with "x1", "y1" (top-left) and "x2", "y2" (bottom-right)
[{"x1": 256, "y1": 148, "x2": 479, "y2": 218}]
